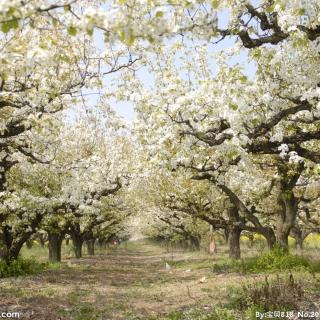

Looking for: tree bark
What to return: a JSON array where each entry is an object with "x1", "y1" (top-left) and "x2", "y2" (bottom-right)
[
  {"x1": 48, "y1": 233, "x2": 63, "y2": 262},
  {"x1": 274, "y1": 164, "x2": 302, "y2": 252},
  {"x1": 189, "y1": 236, "x2": 200, "y2": 251},
  {"x1": 225, "y1": 205, "x2": 242, "y2": 259},
  {"x1": 209, "y1": 233, "x2": 217, "y2": 255},
  {"x1": 290, "y1": 227, "x2": 305, "y2": 256},
  {"x1": 72, "y1": 235, "x2": 83, "y2": 259},
  {"x1": 257, "y1": 226, "x2": 276, "y2": 251},
  {"x1": 275, "y1": 226, "x2": 290, "y2": 250},
  {"x1": 247, "y1": 233, "x2": 254, "y2": 248},
  {"x1": 295, "y1": 236, "x2": 303, "y2": 256},
  {"x1": 7, "y1": 244, "x2": 24, "y2": 262},
  {"x1": 275, "y1": 191, "x2": 297, "y2": 251},
  {"x1": 98, "y1": 238, "x2": 107, "y2": 250},
  {"x1": 224, "y1": 229, "x2": 229, "y2": 245},
  {"x1": 86, "y1": 239, "x2": 95, "y2": 256},
  {"x1": 26, "y1": 239, "x2": 33, "y2": 249},
  {"x1": 1, "y1": 226, "x2": 33, "y2": 263},
  {"x1": 265, "y1": 231, "x2": 276, "y2": 251},
  {"x1": 37, "y1": 233, "x2": 46, "y2": 247},
  {"x1": 228, "y1": 226, "x2": 241, "y2": 259}
]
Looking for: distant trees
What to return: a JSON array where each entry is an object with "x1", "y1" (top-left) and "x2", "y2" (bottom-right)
[{"x1": 0, "y1": 108, "x2": 136, "y2": 262}]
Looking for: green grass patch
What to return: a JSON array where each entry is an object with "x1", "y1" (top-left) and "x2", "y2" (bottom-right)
[
  {"x1": 0, "y1": 257, "x2": 48, "y2": 278},
  {"x1": 213, "y1": 247, "x2": 320, "y2": 274},
  {"x1": 145, "y1": 307, "x2": 235, "y2": 320},
  {"x1": 0, "y1": 257, "x2": 68, "y2": 278}
]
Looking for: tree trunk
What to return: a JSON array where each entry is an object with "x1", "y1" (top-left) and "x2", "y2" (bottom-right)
[
  {"x1": 1, "y1": 227, "x2": 31, "y2": 263},
  {"x1": 291, "y1": 227, "x2": 304, "y2": 256},
  {"x1": 246, "y1": 233, "x2": 254, "y2": 248},
  {"x1": 189, "y1": 236, "x2": 200, "y2": 251},
  {"x1": 3, "y1": 237, "x2": 30, "y2": 263},
  {"x1": 26, "y1": 239, "x2": 33, "y2": 249},
  {"x1": 0, "y1": 213, "x2": 42, "y2": 263},
  {"x1": 228, "y1": 227, "x2": 241, "y2": 259},
  {"x1": 98, "y1": 238, "x2": 106, "y2": 250},
  {"x1": 275, "y1": 227, "x2": 290, "y2": 250},
  {"x1": 224, "y1": 229, "x2": 229, "y2": 245},
  {"x1": 260, "y1": 227, "x2": 276, "y2": 251},
  {"x1": 86, "y1": 239, "x2": 95, "y2": 256},
  {"x1": 38, "y1": 234, "x2": 46, "y2": 247},
  {"x1": 48, "y1": 233, "x2": 63, "y2": 262},
  {"x1": 275, "y1": 184, "x2": 299, "y2": 252},
  {"x1": 7, "y1": 245, "x2": 23, "y2": 262},
  {"x1": 225, "y1": 205, "x2": 242, "y2": 259},
  {"x1": 266, "y1": 232, "x2": 276, "y2": 251},
  {"x1": 209, "y1": 233, "x2": 217, "y2": 254},
  {"x1": 72, "y1": 235, "x2": 83, "y2": 259},
  {"x1": 296, "y1": 237, "x2": 303, "y2": 256}
]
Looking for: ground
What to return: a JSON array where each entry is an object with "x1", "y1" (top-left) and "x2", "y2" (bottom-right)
[{"x1": 0, "y1": 240, "x2": 319, "y2": 320}]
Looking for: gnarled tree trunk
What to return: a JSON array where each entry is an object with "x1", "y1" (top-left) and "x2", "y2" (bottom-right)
[
  {"x1": 48, "y1": 232, "x2": 64, "y2": 262},
  {"x1": 265, "y1": 231, "x2": 276, "y2": 251},
  {"x1": 86, "y1": 239, "x2": 95, "y2": 256},
  {"x1": 209, "y1": 233, "x2": 217, "y2": 255},
  {"x1": 290, "y1": 227, "x2": 308, "y2": 256},
  {"x1": 275, "y1": 191, "x2": 298, "y2": 251},
  {"x1": 26, "y1": 238, "x2": 33, "y2": 249},
  {"x1": 189, "y1": 236, "x2": 200, "y2": 251},
  {"x1": 226, "y1": 206, "x2": 242, "y2": 259},
  {"x1": 71, "y1": 234, "x2": 84, "y2": 259},
  {"x1": 98, "y1": 238, "x2": 107, "y2": 250},
  {"x1": 37, "y1": 233, "x2": 46, "y2": 247},
  {"x1": 1, "y1": 225, "x2": 35, "y2": 263},
  {"x1": 258, "y1": 227, "x2": 276, "y2": 251},
  {"x1": 228, "y1": 226, "x2": 241, "y2": 259},
  {"x1": 224, "y1": 229, "x2": 229, "y2": 245}
]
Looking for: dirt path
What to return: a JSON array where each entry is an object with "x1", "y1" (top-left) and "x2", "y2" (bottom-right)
[{"x1": 0, "y1": 242, "x2": 240, "y2": 320}]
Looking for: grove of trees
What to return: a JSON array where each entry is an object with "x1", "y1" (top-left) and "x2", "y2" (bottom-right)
[{"x1": 0, "y1": 0, "x2": 319, "y2": 263}]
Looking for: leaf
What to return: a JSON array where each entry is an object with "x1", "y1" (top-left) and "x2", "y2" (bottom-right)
[
  {"x1": 60, "y1": 55, "x2": 71, "y2": 63},
  {"x1": 155, "y1": 11, "x2": 164, "y2": 18},
  {"x1": 212, "y1": 0, "x2": 219, "y2": 9},
  {"x1": 7, "y1": 7, "x2": 16, "y2": 16},
  {"x1": 127, "y1": 35, "x2": 135, "y2": 46},
  {"x1": 118, "y1": 30, "x2": 126, "y2": 43},
  {"x1": 266, "y1": 4, "x2": 275, "y2": 13},
  {"x1": 229, "y1": 102, "x2": 238, "y2": 111},
  {"x1": 86, "y1": 28, "x2": 94, "y2": 36},
  {"x1": 1, "y1": 19, "x2": 19, "y2": 33},
  {"x1": 295, "y1": 8, "x2": 305, "y2": 15},
  {"x1": 67, "y1": 26, "x2": 77, "y2": 36},
  {"x1": 239, "y1": 75, "x2": 247, "y2": 83},
  {"x1": 1, "y1": 23, "x2": 10, "y2": 34}
]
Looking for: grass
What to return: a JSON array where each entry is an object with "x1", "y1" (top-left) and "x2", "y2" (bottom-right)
[
  {"x1": 0, "y1": 257, "x2": 48, "y2": 278},
  {"x1": 146, "y1": 307, "x2": 235, "y2": 320},
  {"x1": 0, "y1": 239, "x2": 319, "y2": 319},
  {"x1": 212, "y1": 246, "x2": 320, "y2": 274}
]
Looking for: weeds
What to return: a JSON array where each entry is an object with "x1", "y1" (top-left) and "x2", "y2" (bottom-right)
[
  {"x1": 0, "y1": 257, "x2": 47, "y2": 278},
  {"x1": 227, "y1": 274, "x2": 304, "y2": 313},
  {"x1": 213, "y1": 247, "x2": 320, "y2": 274},
  {"x1": 147, "y1": 307, "x2": 235, "y2": 320}
]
